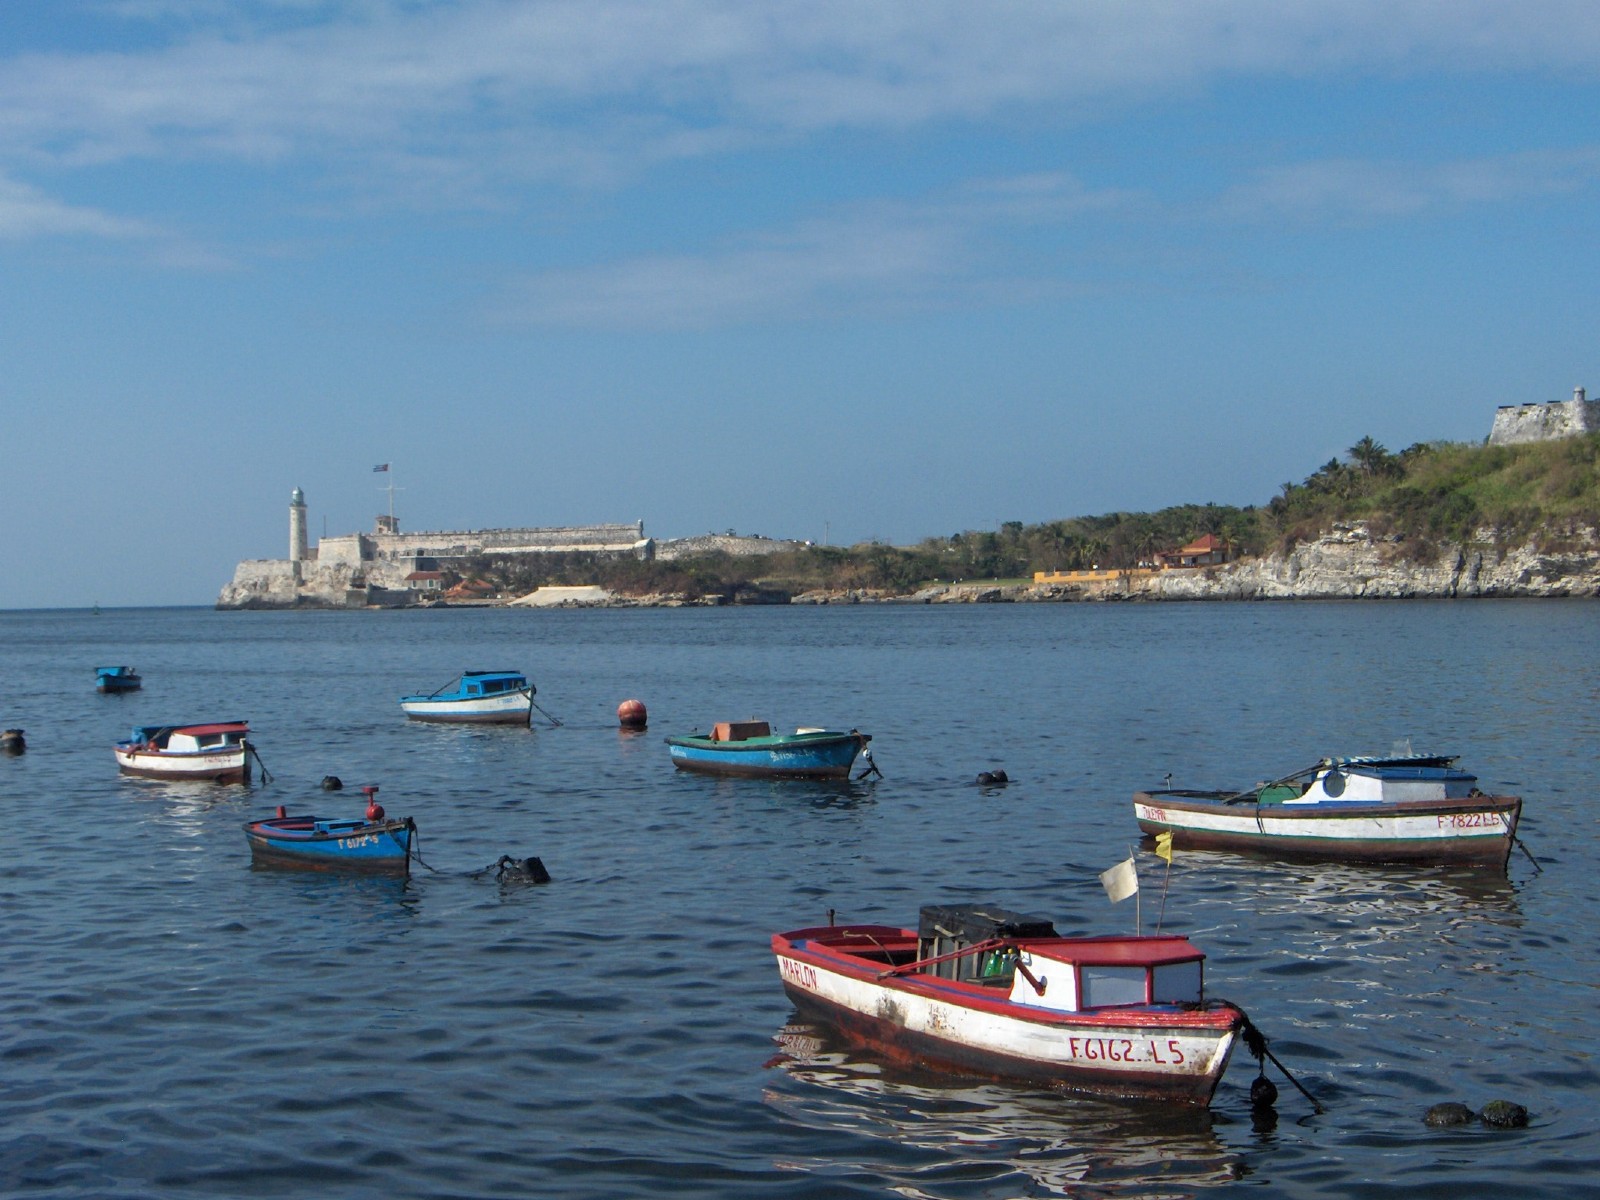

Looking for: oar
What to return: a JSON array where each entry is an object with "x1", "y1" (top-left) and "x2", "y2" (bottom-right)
[{"x1": 1222, "y1": 762, "x2": 1324, "y2": 805}]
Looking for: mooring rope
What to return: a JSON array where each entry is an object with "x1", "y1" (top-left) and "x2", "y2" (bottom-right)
[{"x1": 1216, "y1": 1000, "x2": 1324, "y2": 1113}]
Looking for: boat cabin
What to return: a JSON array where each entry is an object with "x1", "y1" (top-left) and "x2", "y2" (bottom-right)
[
  {"x1": 912, "y1": 904, "x2": 1206, "y2": 1014},
  {"x1": 131, "y1": 722, "x2": 248, "y2": 752},
  {"x1": 455, "y1": 672, "x2": 527, "y2": 697},
  {"x1": 1274, "y1": 755, "x2": 1477, "y2": 805},
  {"x1": 1006, "y1": 936, "x2": 1207, "y2": 1014}
]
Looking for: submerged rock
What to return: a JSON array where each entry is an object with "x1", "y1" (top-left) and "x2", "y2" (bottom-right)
[
  {"x1": 1424, "y1": 1102, "x2": 1476, "y2": 1127},
  {"x1": 1479, "y1": 1100, "x2": 1529, "y2": 1129}
]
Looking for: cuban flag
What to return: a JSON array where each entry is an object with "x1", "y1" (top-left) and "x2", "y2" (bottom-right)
[{"x1": 373, "y1": 463, "x2": 390, "y2": 472}]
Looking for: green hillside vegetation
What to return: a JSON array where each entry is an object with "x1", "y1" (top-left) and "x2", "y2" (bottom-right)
[{"x1": 463, "y1": 434, "x2": 1600, "y2": 599}]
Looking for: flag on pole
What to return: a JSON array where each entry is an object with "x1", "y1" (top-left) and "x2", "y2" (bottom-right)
[
  {"x1": 1099, "y1": 856, "x2": 1138, "y2": 903},
  {"x1": 1154, "y1": 831, "x2": 1174, "y2": 863},
  {"x1": 373, "y1": 463, "x2": 390, "y2": 472}
]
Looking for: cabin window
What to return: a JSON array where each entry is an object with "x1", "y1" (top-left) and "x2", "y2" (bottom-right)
[
  {"x1": 1080, "y1": 966, "x2": 1148, "y2": 1008},
  {"x1": 1151, "y1": 961, "x2": 1202, "y2": 1005}
]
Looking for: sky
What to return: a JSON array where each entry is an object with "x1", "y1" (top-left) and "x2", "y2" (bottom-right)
[{"x1": 3, "y1": 0, "x2": 1599, "y2": 607}]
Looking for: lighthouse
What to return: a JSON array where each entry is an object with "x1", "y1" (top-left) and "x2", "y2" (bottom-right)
[{"x1": 289, "y1": 487, "x2": 308, "y2": 580}]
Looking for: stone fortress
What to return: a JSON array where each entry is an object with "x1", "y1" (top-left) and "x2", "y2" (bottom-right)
[
  {"x1": 1489, "y1": 386, "x2": 1598, "y2": 445},
  {"x1": 217, "y1": 489, "x2": 810, "y2": 609},
  {"x1": 217, "y1": 490, "x2": 655, "y2": 608}
]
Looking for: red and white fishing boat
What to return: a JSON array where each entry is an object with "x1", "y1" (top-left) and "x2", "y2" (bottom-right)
[
  {"x1": 772, "y1": 904, "x2": 1244, "y2": 1104},
  {"x1": 114, "y1": 721, "x2": 252, "y2": 783}
]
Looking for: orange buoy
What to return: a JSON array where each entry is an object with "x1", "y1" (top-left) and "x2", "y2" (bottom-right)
[
  {"x1": 363, "y1": 784, "x2": 384, "y2": 821},
  {"x1": 617, "y1": 699, "x2": 648, "y2": 729}
]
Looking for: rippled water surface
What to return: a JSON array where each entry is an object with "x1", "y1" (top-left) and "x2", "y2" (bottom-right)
[{"x1": 2, "y1": 601, "x2": 1597, "y2": 1198}]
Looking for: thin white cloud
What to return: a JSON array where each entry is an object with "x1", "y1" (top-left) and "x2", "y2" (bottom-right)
[
  {"x1": 1217, "y1": 147, "x2": 1600, "y2": 223},
  {"x1": 3, "y1": 1, "x2": 1600, "y2": 192},
  {"x1": 0, "y1": 173, "x2": 154, "y2": 239},
  {"x1": 497, "y1": 171, "x2": 1136, "y2": 329}
]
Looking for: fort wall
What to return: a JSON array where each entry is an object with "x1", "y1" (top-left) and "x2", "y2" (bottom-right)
[{"x1": 1489, "y1": 389, "x2": 1599, "y2": 445}]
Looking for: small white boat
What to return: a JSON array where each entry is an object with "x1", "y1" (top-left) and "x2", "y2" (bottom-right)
[
  {"x1": 1133, "y1": 754, "x2": 1522, "y2": 866},
  {"x1": 114, "y1": 722, "x2": 251, "y2": 783},
  {"x1": 773, "y1": 904, "x2": 1244, "y2": 1104},
  {"x1": 399, "y1": 671, "x2": 534, "y2": 724}
]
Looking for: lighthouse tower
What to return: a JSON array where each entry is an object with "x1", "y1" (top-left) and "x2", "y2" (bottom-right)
[{"x1": 289, "y1": 487, "x2": 308, "y2": 579}]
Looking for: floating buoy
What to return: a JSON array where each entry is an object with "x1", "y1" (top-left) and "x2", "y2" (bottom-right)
[
  {"x1": 0, "y1": 729, "x2": 24, "y2": 755},
  {"x1": 321, "y1": 775, "x2": 343, "y2": 791},
  {"x1": 1250, "y1": 1075, "x2": 1279, "y2": 1110},
  {"x1": 363, "y1": 784, "x2": 384, "y2": 821},
  {"x1": 496, "y1": 855, "x2": 551, "y2": 884},
  {"x1": 617, "y1": 699, "x2": 648, "y2": 729}
]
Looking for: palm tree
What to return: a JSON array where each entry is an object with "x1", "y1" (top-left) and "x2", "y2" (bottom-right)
[{"x1": 1348, "y1": 435, "x2": 1393, "y2": 476}]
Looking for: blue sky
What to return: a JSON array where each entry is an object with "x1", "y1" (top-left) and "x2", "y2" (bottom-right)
[{"x1": 3, "y1": 1, "x2": 1599, "y2": 607}]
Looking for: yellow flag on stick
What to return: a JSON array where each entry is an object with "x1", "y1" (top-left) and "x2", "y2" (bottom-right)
[{"x1": 1155, "y1": 831, "x2": 1174, "y2": 863}]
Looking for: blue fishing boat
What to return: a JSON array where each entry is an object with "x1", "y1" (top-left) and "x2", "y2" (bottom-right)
[
  {"x1": 400, "y1": 670, "x2": 534, "y2": 723},
  {"x1": 666, "y1": 721, "x2": 871, "y2": 779},
  {"x1": 244, "y1": 789, "x2": 415, "y2": 875},
  {"x1": 96, "y1": 666, "x2": 142, "y2": 693}
]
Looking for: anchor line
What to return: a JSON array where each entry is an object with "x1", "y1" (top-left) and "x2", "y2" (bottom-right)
[{"x1": 1213, "y1": 999, "x2": 1324, "y2": 1114}]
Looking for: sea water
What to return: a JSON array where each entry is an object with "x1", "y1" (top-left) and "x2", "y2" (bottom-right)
[{"x1": 1, "y1": 600, "x2": 1597, "y2": 1198}]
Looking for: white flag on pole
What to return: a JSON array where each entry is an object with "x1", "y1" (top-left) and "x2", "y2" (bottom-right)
[{"x1": 1100, "y1": 856, "x2": 1138, "y2": 903}]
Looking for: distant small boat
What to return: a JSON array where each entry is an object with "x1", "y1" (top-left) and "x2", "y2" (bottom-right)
[
  {"x1": 773, "y1": 903, "x2": 1244, "y2": 1103},
  {"x1": 245, "y1": 800, "x2": 415, "y2": 875},
  {"x1": 95, "y1": 665, "x2": 142, "y2": 693},
  {"x1": 666, "y1": 721, "x2": 871, "y2": 779},
  {"x1": 1133, "y1": 754, "x2": 1522, "y2": 866},
  {"x1": 114, "y1": 722, "x2": 252, "y2": 783},
  {"x1": 400, "y1": 671, "x2": 534, "y2": 724}
]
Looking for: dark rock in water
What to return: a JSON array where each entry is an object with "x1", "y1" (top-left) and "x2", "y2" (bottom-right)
[
  {"x1": 990, "y1": 769, "x2": 1009, "y2": 783},
  {"x1": 496, "y1": 855, "x2": 551, "y2": 884},
  {"x1": 976, "y1": 772, "x2": 995, "y2": 785},
  {"x1": 976, "y1": 769, "x2": 1010, "y2": 785},
  {"x1": 1250, "y1": 1075, "x2": 1279, "y2": 1109},
  {"x1": 0, "y1": 729, "x2": 24, "y2": 755},
  {"x1": 1479, "y1": 1100, "x2": 1529, "y2": 1128},
  {"x1": 320, "y1": 775, "x2": 343, "y2": 791},
  {"x1": 1424, "y1": 1102, "x2": 1477, "y2": 1127}
]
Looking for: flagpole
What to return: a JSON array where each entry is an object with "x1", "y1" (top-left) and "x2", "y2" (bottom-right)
[{"x1": 1133, "y1": 845, "x2": 1140, "y2": 934}]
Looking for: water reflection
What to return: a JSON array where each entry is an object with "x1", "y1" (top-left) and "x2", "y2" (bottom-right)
[{"x1": 764, "y1": 1022, "x2": 1239, "y2": 1197}]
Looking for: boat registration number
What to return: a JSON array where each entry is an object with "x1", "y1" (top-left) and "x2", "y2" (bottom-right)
[
  {"x1": 338, "y1": 833, "x2": 381, "y2": 849},
  {"x1": 1437, "y1": 812, "x2": 1504, "y2": 830}
]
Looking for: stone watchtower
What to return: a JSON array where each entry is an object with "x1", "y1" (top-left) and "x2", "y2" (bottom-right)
[{"x1": 289, "y1": 487, "x2": 308, "y2": 580}]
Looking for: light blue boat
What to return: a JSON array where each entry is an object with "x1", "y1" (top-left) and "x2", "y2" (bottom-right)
[
  {"x1": 96, "y1": 665, "x2": 142, "y2": 693},
  {"x1": 399, "y1": 670, "x2": 533, "y2": 723},
  {"x1": 244, "y1": 808, "x2": 416, "y2": 874},
  {"x1": 666, "y1": 720, "x2": 871, "y2": 779}
]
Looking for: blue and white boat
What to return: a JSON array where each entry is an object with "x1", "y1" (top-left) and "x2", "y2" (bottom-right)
[
  {"x1": 400, "y1": 670, "x2": 534, "y2": 724},
  {"x1": 245, "y1": 800, "x2": 415, "y2": 875},
  {"x1": 1133, "y1": 753, "x2": 1522, "y2": 866},
  {"x1": 666, "y1": 721, "x2": 871, "y2": 779},
  {"x1": 96, "y1": 665, "x2": 142, "y2": 693}
]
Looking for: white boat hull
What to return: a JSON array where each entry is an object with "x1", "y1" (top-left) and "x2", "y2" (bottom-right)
[
  {"x1": 115, "y1": 746, "x2": 249, "y2": 783},
  {"x1": 774, "y1": 940, "x2": 1238, "y2": 1102},
  {"x1": 1133, "y1": 791, "x2": 1521, "y2": 865},
  {"x1": 400, "y1": 691, "x2": 532, "y2": 723}
]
